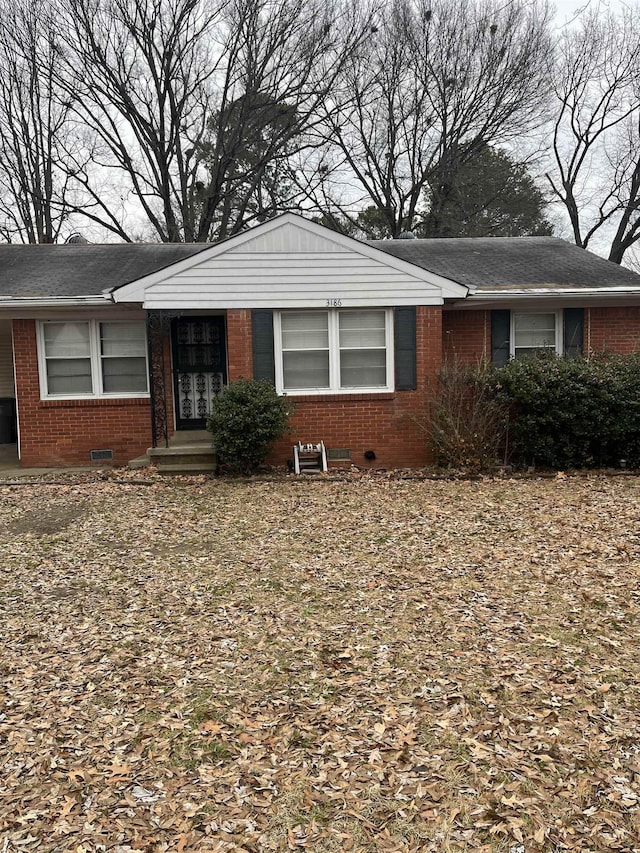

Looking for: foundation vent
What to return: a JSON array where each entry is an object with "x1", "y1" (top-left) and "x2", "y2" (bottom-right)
[
  {"x1": 90, "y1": 449, "x2": 114, "y2": 462},
  {"x1": 327, "y1": 448, "x2": 351, "y2": 462}
]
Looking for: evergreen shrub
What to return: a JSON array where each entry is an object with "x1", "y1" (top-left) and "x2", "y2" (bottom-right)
[
  {"x1": 493, "y1": 353, "x2": 640, "y2": 469},
  {"x1": 207, "y1": 378, "x2": 291, "y2": 474}
]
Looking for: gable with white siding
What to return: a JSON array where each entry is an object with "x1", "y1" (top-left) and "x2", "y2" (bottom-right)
[{"x1": 112, "y1": 214, "x2": 468, "y2": 308}]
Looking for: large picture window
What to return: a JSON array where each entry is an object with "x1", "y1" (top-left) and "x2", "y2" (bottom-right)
[
  {"x1": 274, "y1": 309, "x2": 393, "y2": 394},
  {"x1": 38, "y1": 320, "x2": 148, "y2": 398}
]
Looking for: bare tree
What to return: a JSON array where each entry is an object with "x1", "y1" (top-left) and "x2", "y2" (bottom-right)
[
  {"x1": 308, "y1": 0, "x2": 553, "y2": 238},
  {"x1": 546, "y1": 6, "x2": 640, "y2": 264},
  {"x1": 53, "y1": 0, "x2": 223, "y2": 242},
  {"x1": 0, "y1": 0, "x2": 82, "y2": 242},
  {"x1": 191, "y1": 0, "x2": 375, "y2": 241},
  {"x1": 51, "y1": 0, "x2": 374, "y2": 242}
]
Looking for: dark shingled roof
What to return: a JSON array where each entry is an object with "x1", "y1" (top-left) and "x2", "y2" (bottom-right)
[
  {"x1": 1, "y1": 234, "x2": 639, "y2": 300},
  {"x1": 371, "y1": 236, "x2": 640, "y2": 290},
  {"x1": 0, "y1": 243, "x2": 209, "y2": 298}
]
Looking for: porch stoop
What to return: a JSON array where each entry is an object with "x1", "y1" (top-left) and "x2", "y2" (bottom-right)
[{"x1": 137, "y1": 430, "x2": 218, "y2": 474}]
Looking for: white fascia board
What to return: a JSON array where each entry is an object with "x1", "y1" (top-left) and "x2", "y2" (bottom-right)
[
  {"x1": 145, "y1": 295, "x2": 445, "y2": 309},
  {"x1": 470, "y1": 286, "x2": 640, "y2": 298},
  {"x1": 112, "y1": 213, "x2": 469, "y2": 304},
  {"x1": 449, "y1": 287, "x2": 640, "y2": 310},
  {"x1": 0, "y1": 295, "x2": 110, "y2": 309},
  {"x1": 0, "y1": 296, "x2": 143, "y2": 321}
]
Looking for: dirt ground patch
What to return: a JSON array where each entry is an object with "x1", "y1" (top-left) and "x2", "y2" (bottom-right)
[
  {"x1": 1, "y1": 472, "x2": 639, "y2": 852},
  {"x1": 5, "y1": 502, "x2": 88, "y2": 536}
]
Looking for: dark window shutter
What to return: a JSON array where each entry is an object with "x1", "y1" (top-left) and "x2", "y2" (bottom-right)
[
  {"x1": 394, "y1": 307, "x2": 417, "y2": 390},
  {"x1": 564, "y1": 308, "x2": 584, "y2": 357},
  {"x1": 491, "y1": 310, "x2": 511, "y2": 366},
  {"x1": 252, "y1": 309, "x2": 275, "y2": 384}
]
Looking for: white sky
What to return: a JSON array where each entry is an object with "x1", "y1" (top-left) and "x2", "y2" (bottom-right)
[
  {"x1": 545, "y1": 0, "x2": 636, "y2": 261},
  {"x1": 553, "y1": 0, "x2": 628, "y2": 26}
]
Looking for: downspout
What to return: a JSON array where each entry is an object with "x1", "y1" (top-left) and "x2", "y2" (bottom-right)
[
  {"x1": 483, "y1": 310, "x2": 488, "y2": 361},
  {"x1": 11, "y1": 322, "x2": 20, "y2": 462}
]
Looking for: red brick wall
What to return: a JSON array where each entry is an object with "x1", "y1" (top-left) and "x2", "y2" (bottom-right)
[
  {"x1": 226, "y1": 309, "x2": 253, "y2": 380},
  {"x1": 586, "y1": 307, "x2": 640, "y2": 353},
  {"x1": 14, "y1": 307, "x2": 445, "y2": 469},
  {"x1": 224, "y1": 307, "x2": 444, "y2": 468},
  {"x1": 13, "y1": 319, "x2": 153, "y2": 467},
  {"x1": 444, "y1": 306, "x2": 640, "y2": 362},
  {"x1": 442, "y1": 309, "x2": 489, "y2": 363},
  {"x1": 267, "y1": 306, "x2": 442, "y2": 469}
]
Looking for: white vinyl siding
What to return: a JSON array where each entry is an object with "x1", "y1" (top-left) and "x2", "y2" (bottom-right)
[
  {"x1": 38, "y1": 320, "x2": 149, "y2": 399},
  {"x1": 275, "y1": 309, "x2": 393, "y2": 394},
  {"x1": 112, "y1": 220, "x2": 467, "y2": 308},
  {"x1": 511, "y1": 312, "x2": 562, "y2": 359}
]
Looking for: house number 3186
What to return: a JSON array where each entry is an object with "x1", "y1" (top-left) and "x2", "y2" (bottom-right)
[{"x1": 326, "y1": 299, "x2": 343, "y2": 307}]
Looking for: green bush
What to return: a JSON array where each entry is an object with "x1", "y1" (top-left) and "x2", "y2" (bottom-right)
[
  {"x1": 207, "y1": 379, "x2": 291, "y2": 474},
  {"x1": 492, "y1": 352, "x2": 640, "y2": 469}
]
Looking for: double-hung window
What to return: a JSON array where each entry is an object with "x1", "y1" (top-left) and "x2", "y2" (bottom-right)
[
  {"x1": 275, "y1": 309, "x2": 393, "y2": 394},
  {"x1": 511, "y1": 312, "x2": 562, "y2": 359},
  {"x1": 38, "y1": 320, "x2": 148, "y2": 398}
]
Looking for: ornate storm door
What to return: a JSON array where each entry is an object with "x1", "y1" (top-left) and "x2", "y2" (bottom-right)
[{"x1": 172, "y1": 316, "x2": 227, "y2": 429}]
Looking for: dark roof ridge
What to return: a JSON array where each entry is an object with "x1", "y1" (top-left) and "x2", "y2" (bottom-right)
[{"x1": 369, "y1": 235, "x2": 565, "y2": 244}]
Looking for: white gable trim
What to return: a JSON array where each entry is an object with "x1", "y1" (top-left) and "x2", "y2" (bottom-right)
[{"x1": 111, "y1": 213, "x2": 468, "y2": 308}]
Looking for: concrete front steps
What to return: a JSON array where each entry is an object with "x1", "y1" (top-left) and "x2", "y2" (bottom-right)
[{"x1": 130, "y1": 430, "x2": 217, "y2": 474}]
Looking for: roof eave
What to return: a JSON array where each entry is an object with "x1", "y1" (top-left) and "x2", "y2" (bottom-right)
[
  {"x1": 448, "y1": 286, "x2": 640, "y2": 309},
  {"x1": 0, "y1": 295, "x2": 111, "y2": 308},
  {"x1": 470, "y1": 286, "x2": 640, "y2": 297}
]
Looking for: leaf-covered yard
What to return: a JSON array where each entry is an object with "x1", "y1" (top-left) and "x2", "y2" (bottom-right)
[{"x1": 1, "y1": 472, "x2": 640, "y2": 852}]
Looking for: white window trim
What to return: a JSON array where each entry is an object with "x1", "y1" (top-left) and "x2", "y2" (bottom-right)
[
  {"x1": 274, "y1": 308, "x2": 395, "y2": 395},
  {"x1": 37, "y1": 319, "x2": 150, "y2": 400},
  {"x1": 510, "y1": 309, "x2": 563, "y2": 359}
]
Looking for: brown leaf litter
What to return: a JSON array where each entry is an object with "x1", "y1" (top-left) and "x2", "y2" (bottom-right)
[{"x1": 0, "y1": 472, "x2": 639, "y2": 851}]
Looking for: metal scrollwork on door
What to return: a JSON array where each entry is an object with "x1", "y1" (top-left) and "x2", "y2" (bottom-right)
[
  {"x1": 173, "y1": 317, "x2": 227, "y2": 428},
  {"x1": 179, "y1": 373, "x2": 193, "y2": 420},
  {"x1": 195, "y1": 373, "x2": 208, "y2": 419}
]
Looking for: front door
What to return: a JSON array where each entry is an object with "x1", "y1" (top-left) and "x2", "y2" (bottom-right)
[{"x1": 172, "y1": 316, "x2": 227, "y2": 429}]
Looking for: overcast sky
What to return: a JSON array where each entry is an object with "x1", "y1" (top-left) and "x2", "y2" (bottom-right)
[{"x1": 552, "y1": 0, "x2": 627, "y2": 26}]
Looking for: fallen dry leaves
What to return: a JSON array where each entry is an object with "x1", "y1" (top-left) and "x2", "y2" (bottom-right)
[{"x1": 1, "y1": 471, "x2": 639, "y2": 852}]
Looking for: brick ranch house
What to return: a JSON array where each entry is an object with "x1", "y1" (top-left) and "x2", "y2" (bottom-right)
[{"x1": 0, "y1": 213, "x2": 639, "y2": 470}]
